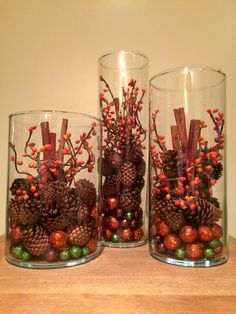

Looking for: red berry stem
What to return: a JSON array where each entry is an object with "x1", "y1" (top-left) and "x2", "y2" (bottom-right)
[
  {"x1": 9, "y1": 142, "x2": 34, "y2": 178},
  {"x1": 100, "y1": 76, "x2": 115, "y2": 100}
]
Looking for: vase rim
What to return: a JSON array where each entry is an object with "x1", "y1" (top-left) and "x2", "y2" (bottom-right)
[
  {"x1": 98, "y1": 50, "x2": 149, "y2": 70},
  {"x1": 9, "y1": 110, "x2": 101, "y2": 122},
  {"x1": 150, "y1": 66, "x2": 226, "y2": 92}
]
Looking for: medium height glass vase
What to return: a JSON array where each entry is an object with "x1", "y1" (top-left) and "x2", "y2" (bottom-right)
[
  {"x1": 149, "y1": 67, "x2": 228, "y2": 267},
  {"x1": 6, "y1": 110, "x2": 103, "y2": 268},
  {"x1": 98, "y1": 51, "x2": 149, "y2": 247}
]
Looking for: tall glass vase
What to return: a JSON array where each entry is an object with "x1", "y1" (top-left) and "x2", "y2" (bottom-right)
[
  {"x1": 149, "y1": 67, "x2": 228, "y2": 266},
  {"x1": 98, "y1": 51, "x2": 149, "y2": 247},
  {"x1": 6, "y1": 110, "x2": 103, "y2": 268}
]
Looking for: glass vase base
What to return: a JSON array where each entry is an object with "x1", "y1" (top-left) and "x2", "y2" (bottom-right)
[
  {"x1": 102, "y1": 238, "x2": 147, "y2": 248},
  {"x1": 6, "y1": 246, "x2": 104, "y2": 269},
  {"x1": 149, "y1": 249, "x2": 228, "y2": 268}
]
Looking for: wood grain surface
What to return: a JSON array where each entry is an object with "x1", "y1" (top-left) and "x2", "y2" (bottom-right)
[{"x1": 0, "y1": 235, "x2": 236, "y2": 314}]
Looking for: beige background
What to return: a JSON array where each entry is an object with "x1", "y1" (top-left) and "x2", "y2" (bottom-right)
[{"x1": 0, "y1": 0, "x2": 235, "y2": 237}]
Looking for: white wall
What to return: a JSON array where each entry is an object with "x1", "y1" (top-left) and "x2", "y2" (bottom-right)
[{"x1": 0, "y1": 0, "x2": 236, "y2": 237}]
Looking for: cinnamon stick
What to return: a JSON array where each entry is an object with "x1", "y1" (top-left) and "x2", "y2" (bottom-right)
[
  {"x1": 58, "y1": 118, "x2": 68, "y2": 162},
  {"x1": 187, "y1": 119, "x2": 201, "y2": 165},
  {"x1": 174, "y1": 108, "x2": 188, "y2": 154},
  {"x1": 40, "y1": 122, "x2": 51, "y2": 161},
  {"x1": 171, "y1": 125, "x2": 180, "y2": 151},
  {"x1": 50, "y1": 133, "x2": 56, "y2": 159}
]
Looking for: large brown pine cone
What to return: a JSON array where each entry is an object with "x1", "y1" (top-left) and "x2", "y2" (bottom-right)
[
  {"x1": 153, "y1": 198, "x2": 185, "y2": 231},
  {"x1": 122, "y1": 144, "x2": 143, "y2": 163},
  {"x1": 101, "y1": 158, "x2": 118, "y2": 176},
  {"x1": 19, "y1": 199, "x2": 42, "y2": 226},
  {"x1": 77, "y1": 203, "x2": 90, "y2": 224},
  {"x1": 119, "y1": 188, "x2": 141, "y2": 212},
  {"x1": 41, "y1": 204, "x2": 69, "y2": 234},
  {"x1": 41, "y1": 180, "x2": 67, "y2": 204},
  {"x1": 10, "y1": 178, "x2": 31, "y2": 196},
  {"x1": 104, "y1": 150, "x2": 122, "y2": 169},
  {"x1": 119, "y1": 162, "x2": 137, "y2": 187},
  {"x1": 62, "y1": 188, "x2": 78, "y2": 221},
  {"x1": 21, "y1": 225, "x2": 49, "y2": 256},
  {"x1": 8, "y1": 199, "x2": 20, "y2": 226},
  {"x1": 75, "y1": 179, "x2": 96, "y2": 209},
  {"x1": 102, "y1": 175, "x2": 120, "y2": 197},
  {"x1": 67, "y1": 223, "x2": 93, "y2": 246}
]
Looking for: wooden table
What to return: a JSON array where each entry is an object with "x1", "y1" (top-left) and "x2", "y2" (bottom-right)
[{"x1": 0, "y1": 235, "x2": 236, "y2": 314}]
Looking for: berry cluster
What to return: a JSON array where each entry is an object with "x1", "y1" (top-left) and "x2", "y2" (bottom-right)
[
  {"x1": 100, "y1": 77, "x2": 146, "y2": 244},
  {"x1": 8, "y1": 118, "x2": 99, "y2": 263},
  {"x1": 150, "y1": 107, "x2": 224, "y2": 260}
]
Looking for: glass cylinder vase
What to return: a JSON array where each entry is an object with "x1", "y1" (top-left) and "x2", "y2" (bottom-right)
[
  {"x1": 149, "y1": 67, "x2": 228, "y2": 267},
  {"x1": 6, "y1": 110, "x2": 103, "y2": 268},
  {"x1": 98, "y1": 51, "x2": 149, "y2": 247}
]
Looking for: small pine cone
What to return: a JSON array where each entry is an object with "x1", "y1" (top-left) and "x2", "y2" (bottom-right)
[
  {"x1": 19, "y1": 199, "x2": 42, "y2": 226},
  {"x1": 162, "y1": 150, "x2": 178, "y2": 179},
  {"x1": 42, "y1": 180, "x2": 67, "y2": 204},
  {"x1": 104, "y1": 150, "x2": 121, "y2": 168},
  {"x1": 102, "y1": 175, "x2": 120, "y2": 197},
  {"x1": 21, "y1": 225, "x2": 49, "y2": 256},
  {"x1": 41, "y1": 204, "x2": 69, "y2": 234},
  {"x1": 75, "y1": 179, "x2": 96, "y2": 209},
  {"x1": 119, "y1": 162, "x2": 137, "y2": 187},
  {"x1": 186, "y1": 198, "x2": 222, "y2": 226},
  {"x1": 77, "y1": 203, "x2": 90, "y2": 224},
  {"x1": 8, "y1": 199, "x2": 20, "y2": 226},
  {"x1": 62, "y1": 188, "x2": 78, "y2": 221},
  {"x1": 68, "y1": 223, "x2": 93, "y2": 246},
  {"x1": 135, "y1": 159, "x2": 146, "y2": 177},
  {"x1": 152, "y1": 199, "x2": 185, "y2": 231},
  {"x1": 123, "y1": 144, "x2": 143, "y2": 163},
  {"x1": 10, "y1": 178, "x2": 30, "y2": 196},
  {"x1": 119, "y1": 188, "x2": 141, "y2": 212},
  {"x1": 101, "y1": 158, "x2": 118, "y2": 176},
  {"x1": 212, "y1": 162, "x2": 223, "y2": 180}
]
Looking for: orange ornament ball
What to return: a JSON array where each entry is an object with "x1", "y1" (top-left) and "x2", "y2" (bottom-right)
[
  {"x1": 211, "y1": 224, "x2": 223, "y2": 239},
  {"x1": 179, "y1": 226, "x2": 197, "y2": 243},
  {"x1": 164, "y1": 234, "x2": 181, "y2": 251},
  {"x1": 49, "y1": 231, "x2": 67, "y2": 249},
  {"x1": 186, "y1": 243, "x2": 203, "y2": 259},
  {"x1": 157, "y1": 221, "x2": 170, "y2": 237},
  {"x1": 198, "y1": 226, "x2": 213, "y2": 242}
]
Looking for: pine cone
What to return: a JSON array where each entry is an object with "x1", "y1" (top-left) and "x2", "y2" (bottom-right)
[
  {"x1": 135, "y1": 176, "x2": 145, "y2": 192},
  {"x1": 135, "y1": 159, "x2": 146, "y2": 177},
  {"x1": 212, "y1": 162, "x2": 223, "y2": 180},
  {"x1": 186, "y1": 198, "x2": 222, "y2": 226},
  {"x1": 123, "y1": 144, "x2": 143, "y2": 163},
  {"x1": 41, "y1": 204, "x2": 69, "y2": 234},
  {"x1": 102, "y1": 175, "x2": 120, "y2": 197},
  {"x1": 75, "y1": 179, "x2": 96, "y2": 209},
  {"x1": 68, "y1": 223, "x2": 93, "y2": 246},
  {"x1": 10, "y1": 178, "x2": 31, "y2": 196},
  {"x1": 19, "y1": 199, "x2": 42, "y2": 225},
  {"x1": 119, "y1": 188, "x2": 141, "y2": 212},
  {"x1": 119, "y1": 162, "x2": 137, "y2": 187},
  {"x1": 77, "y1": 203, "x2": 90, "y2": 224},
  {"x1": 104, "y1": 150, "x2": 121, "y2": 168},
  {"x1": 8, "y1": 199, "x2": 20, "y2": 226},
  {"x1": 101, "y1": 158, "x2": 118, "y2": 176},
  {"x1": 62, "y1": 188, "x2": 78, "y2": 221},
  {"x1": 153, "y1": 199, "x2": 185, "y2": 231},
  {"x1": 42, "y1": 180, "x2": 67, "y2": 204},
  {"x1": 162, "y1": 150, "x2": 178, "y2": 179},
  {"x1": 21, "y1": 225, "x2": 49, "y2": 256}
]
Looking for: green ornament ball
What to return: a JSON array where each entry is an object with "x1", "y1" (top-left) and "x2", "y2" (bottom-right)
[
  {"x1": 21, "y1": 251, "x2": 31, "y2": 261},
  {"x1": 126, "y1": 212, "x2": 133, "y2": 221},
  {"x1": 59, "y1": 250, "x2": 70, "y2": 261},
  {"x1": 204, "y1": 248, "x2": 215, "y2": 259},
  {"x1": 209, "y1": 238, "x2": 220, "y2": 249},
  {"x1": 82, "y1": 247, "x2": 90, "y2": 257},
  {"x1": 69, "y1": 246, "x2": 82, "y2": 259},
  {"x1": 175, "y1": 247, "x2": 185, "y2": 259},
  {"x1": 111, "y1": 233, "x2": 120, "y2": 243},
  {"x1": 12, "y1": 245, "x2": 23, "y2": 259}
]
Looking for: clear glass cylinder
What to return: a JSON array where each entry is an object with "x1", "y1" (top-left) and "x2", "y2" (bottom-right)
[
  {"x1": 149, "y1": 67, "x2": 228, "y2": 267},
  {"x1": 98, "y1": 51, "x2": 149, "y2": 247},
  {"x1": 6, "y1": 110, "x2": 103, "y2": 268}
]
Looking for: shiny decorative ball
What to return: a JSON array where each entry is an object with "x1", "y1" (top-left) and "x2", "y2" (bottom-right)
[
  {"x1": 107, "y1": 216, "x2": 119, "y2": 230},
  {"x1": 186, "y1": 243, "x2": 203, "y2": 259},
  {"x1": 175, "y1": 247, "x2": 185, "y2": 259},
  {"x1": 134, "y1": 207, "x2": 143, "y2": 219},
  {"x1": 120, "y1": 218, "x2": 130, "y2": 229},
  {"x1": 121, "y1": 228, "x2": 133, "y2": 241},
  {"x1": 12, "y1": 245, "x2": 23, "y2": 259},
  {"x1": 130, "y1": 219, "x2": 138, "y2": 230},
  {"x1": 59, "y1": 250, "x2": 70, "y2": 261},
  {"x1": 21, "y1": 251, "x2": 31, "y2": 261},
  {"x1": 82, "y1": 247, "x2": 90, "y2": 256},
  {"x1": 107, "y1": 197, "x2": 118, "y2": 209},
  {"x1": 214, "y1": 244, "x2": 223, "y2": 255},
  {"x1": 111, "y1": 233, "x2": 120, "y2": 243},
  {"x1": 211, "y1": 224, "x2": 223, "y2": 239},
  {"x1": 133, "y1": 228, "x2": 144, "y2": 241},
  {"x1": 203, "y1": 248, "x2": 215, "y2": 259},
  {"x1": 198, "y1": 226, "x2": 213, "y2": 242},
  {"x1": 153, "y1": 234, "x2": 162, "y2": 247},
  {"x1": 180, "y1": 226, "x2": 197, "y2": 243},
  {"x1": 209, "y1": 238, "x2": 220, "y2": 249},
  {"x1": 164, "y1": 234, "x2": 181, "y2": 251},
  {"x1": 69, "y1": 246, "x2": 82, "y2": 259},
  {"x1": 86, "y1": 239, "x2": 97, "y2": 252},
  {"x1": 115, "y1": 208, "x2": 123, "y2": 219},
  {"x1": 152, "y1": 214, "x2": 161, "y2": 228},
  {"x1": 157, "y1": 221, "x2": 170, "y2": 237},
  {"x1": 9, "y1": 226, "x2": 21, "y2": 244},
  {"x1": 155, "y1": 242, "x2": 165, "y2": 254},
  {"x1": 126, "y1": 212, "x2": 134, "y2": 221},
  {"x1": 49, "y1": 231, "x2": 67, "y2": 249},
  {"x1": 46, "y1": 249, "x2": 58, "y2": 262}
]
